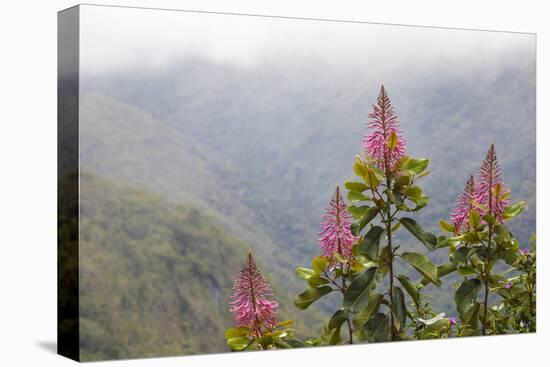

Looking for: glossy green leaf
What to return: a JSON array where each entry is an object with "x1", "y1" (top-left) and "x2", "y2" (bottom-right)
[
  {"x1": 455, "y1": 278, "x2": 481, "y2": 314},
  {"x1": 363, "y1": 313, "x2": 390, "y2": 343},
  {"x1": 395, "y1": 175, "x2": 411, "y2": 187},
  {"x1": 352, "y1": 293, "x2": 384, "y2": 330},
  {"x1": 225, "y1": 327, "x2": 250, "y2": 339},
  {"x1": 503, "y1": 201, "x2": 526, "y2": 219},
  {"x1": 345, "y1": 181, "x2": 369, "y2": 192},
  {"x1": 396, "y1": 275, "x2": 420, "y2": 305},
  {"x1": 294, "y1": 286, "x2": 333, "y2": 310},
  {"x1": 468, "y1": 209, "x2": 480, "y2": 228},
  {"x1": 343, "y1": 267, "x2": 378, "y2": 312},
  {"x1": 405, "y1": 186, "x2": 422, "y2": 201},
  {"x1": 348, "y1": 205, "x2": 369, "y2": 219},
  {"x1": 227, "y1": 336, "x2": 252, "y2": 351},
  {"x1": 357, "y1": 226, "x2": 384, "y2": 260},
  {"x1": 351, "y1": 207, "x2": 380, "y2": 236},
  {"x1": 308, "y1": 274, "x2": 329, "y2": 287},
  {"x1": 391, "y1": 286, "x2": 407, "y2": 332},
  {"x1": 439, "y1": 220, "x2": 456, "y2": 233},
  {"x1": 312, "y1": 256, "x2": 328, "y2": 274},
  {"x1": 401, "y1": 158, "x2": 429, "y2": 175},
  {"x1": 354, "y1": 155, "x2": 367, "y2": 177},
  {"x1": 460, "y1": 302, "x2": 480, "y2": 330},
  {"x1": 328, "y1": 309, "x2": 349, "y2": 331},
  {"x1": 295, "y1": 267, "x2": 315, "y2": 280},
  {"x1": 376, "y1": 246, "x2": 391, "y2": 280},
  {"x1": 348, "y1": 190, "x2": 371, "y2": 203},
  {"x1": 399, "y1": 217, "x2": 437, "y2": 250},
  {"x1": 401, "y1": 252, "x2": 440, "y2": 286},
  {"x1": 364, "y1": 168, "x2": 380, "y2": 190}
]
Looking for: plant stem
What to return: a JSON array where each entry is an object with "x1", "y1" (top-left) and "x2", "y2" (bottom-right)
[
  {"x1": 340, "y1": 267, "x2": 353, "y2": 344},
  {"x1": 482, "y1": 157, "x2": 494, "y2": 336}
]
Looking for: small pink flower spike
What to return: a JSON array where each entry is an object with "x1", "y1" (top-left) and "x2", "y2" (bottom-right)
[
  {"x1": 474, "y1": 144, "x2": 510, "y2": 220},
  {"x1": 363, "y1": 85, "x2": 407, "y2": 172},
  {"x1": 229, "y1": 253, "x2": 278, "y2": 337},
  {"x1": 450, "y1": 175, "x2": 477, "y2": 233},
  {"x1": 318, "y1": 186, "x2": 358, "y2": 263}
]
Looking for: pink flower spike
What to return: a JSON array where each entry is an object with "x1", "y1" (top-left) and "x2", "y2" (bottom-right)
[
  {"x1": 318, "y1": 186, "x2": 358, "y2": 264},
  {"x1": 363, "y1": 85, "x2": 407, "y2": 172},
  {"x1": 474, "y1": 144, "x2": 510, "y2": 220},
  {"x1": 450, "y1": 175, "x2": 477, "y2": 233},
  {"x1": 229, "y1": 253, "x2": 278, "y2": 336}
]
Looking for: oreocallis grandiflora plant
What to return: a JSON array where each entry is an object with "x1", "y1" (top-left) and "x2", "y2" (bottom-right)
[
  {"x1": 293, "y1": 85, "x2": 450, "y2": 344},
  {"x1": 224, "y1": 253, "x2": 303, "y2": 351},
  {"x1": 439, "y1": 144, "x2": 533, "y2": 336},
  {"x1": 223, "y1": 86, "x2": 536, "y2": 352}
]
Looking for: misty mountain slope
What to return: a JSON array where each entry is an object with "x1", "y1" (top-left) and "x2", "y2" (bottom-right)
[
  {"x1": 79, "y1": 93, "x2": 328, "y2": 296},
  {"x1": 80, "y1": 56, "x2": 535, "y2": 318},
  {"x1": 76, "y1": 172, "x2": 322, "y2": 361},
  {"x1": 82, "y1": 56, "x2": 535, "y2": 243}
]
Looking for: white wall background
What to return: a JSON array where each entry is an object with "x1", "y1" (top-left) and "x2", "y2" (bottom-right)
[{"x1": 0, "y1": 1, "x2": 546, "y2": 366}]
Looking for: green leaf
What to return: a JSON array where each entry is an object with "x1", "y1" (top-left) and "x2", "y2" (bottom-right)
[
  {"x1": 312, "y1": 256, "x2": 328, "y2": 273},
  {"x1": 396, "y1": 275, "x2": 420, "y2": 305},
  {"x1": 387, "y1": 131, "x2": 398, "y2": 150},
  {"x1": 343, "y1": 267, "x2": 378, "y2": 312},
  {"x1": 391, "y1": 286, "x2": 407, "y2": 332},
  {"x1": 354, "y1": 155, "x2": 367, "y2": 177},
  {"x1": 348, "y1": 190, "x2": 371, "y2": 203},
  {"x1": 308, "y1": 274, "x2": 330, "y2": 287},
  {"x1": 494, "y1": 224, "x2": 512, "y2": 244},
  {"x1": 401, "y1": 252, "x2": 440, "y2": 286},
  {"x1": 482, "y1": 213, "x2": 496, "y2": 225},
  {"x1": 295, "y1": 267, "x2": 315, "y2": 280},
  {"x1": 420, "y1": 263, "x2": 457, "y2": 286},
  {"x1": 468, "y1": 209, "x2": 480, "y2": 228},
  {"x1": 439, "y1": 220, "x2": 456, "y2": 233},
  {"x1": 364, "y1": 168, "x2": 380, "y2": 190},
  {"x1": 225, "y1": 327, "x2": 250, "y2": 339},
  {"x1": 227, "y1": 336, "x2": 252, "y2": 351},
  {"x1": 401, "y1": 158, "x2": 429, "y2": 175},
  {"x1": 455, "y1": 279, "x2": 481, "y2": 314},
  {"x1": 503, "y1": 201, "x2": 526, "y2": 219},
  {"x1": 363, "y1": 313, "x2": 390, "y2": 343},
  {"x1": 345, "y1": 181, "x2": 369, "y2": 192},
  {"x1": 277, "y1": 320, "x2": 293, "y2": 328},
  {"x1": 328, "y1": 309, "x2": 349, "y2": 331},
  {"x1": 377, "y1": 246, "x2": 391, "y2": 280},
  {"x1": 399, "y1": 217, "x2": 437, "y2": 250},
  {"x1": 351, "y1": 207, "x2": 380, "y2": 236},
  {"x1": 348, "y1": 205, "x2": 369, "y2": 219},
  {"x1": 460, "y1": 302, "x2": 480, "y2": 330},
  {"x1": 405, "y1": 186, "x2": 422, "y2": 201},
  {"x1": 352, "y1": 293, "x2": 384, "y2": 330},
  {"x1": 395, "y1": 175, "x2": 411, "y2": 187},
  {"x1": 357, "y1": 226, "x2": 384, "y2": 260},
  {"x1": 294, "y1": 286, "x2": 333, "y2": 310},
  {"x1": 327, "y1": 326, "x2": 343, "y2": 345}
]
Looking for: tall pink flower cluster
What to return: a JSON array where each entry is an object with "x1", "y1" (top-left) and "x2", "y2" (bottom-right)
[
  {"x1": 229, "y1": 253, "x2": 278, "y2": 337},
  {"x1": 450, "y1": 175, "x2": 476, "y2": 233},
  {"x1": 450, "y1": 144, "x2": 511, "y2": 232},
  {"x1": 474, "y1": 144, "x2": 510, "y2": 220},
  {"x1": 318, "y1": 186, "x2": 358, "y2": 262},
  {"x1": 363, "y1": 85, "x2": 407, "y2": 172}
]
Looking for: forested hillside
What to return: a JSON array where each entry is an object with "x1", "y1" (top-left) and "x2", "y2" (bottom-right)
[{"x1": 74, "y1": 173, "x2": 322, "y2": 361}]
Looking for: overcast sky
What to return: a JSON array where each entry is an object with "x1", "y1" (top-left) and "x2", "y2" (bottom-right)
[{"x1": 79, "y1": 4, "x2": 535, "y2": 78}]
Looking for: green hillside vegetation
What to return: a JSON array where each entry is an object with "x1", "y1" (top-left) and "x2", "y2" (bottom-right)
[{"x1": 73, "y1": 173, "x2": 322, "y2": 361}]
